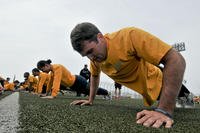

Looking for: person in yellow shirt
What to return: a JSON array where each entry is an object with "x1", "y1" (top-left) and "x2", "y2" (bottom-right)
[
  {"x1": 24, "y1": 72, "x2": 38, "y2": 93},
  {"x1": 13, "y1": 80, "x2": 20, "y2": 90},
  {"x1": 70, "y1": 22, "x2": 191, "y2": 128},
  {"x1": 3, "y1": 77, "x2": 14, "y2": 91},
  {"x1": 36, "y1": 59, "x2": 111, "y2": 99},
  {"x1": 32, "y1": 68, "x2": 50, "y2": 94},
  {"x1": 3, "y1": 79, "x2": 19, "y2": 91},
  {"x1": 19, "y1": 79, "x2": 29, "y2": 91},
  {"x1": 3, "y1": 77, "x2": 10, "y2": 86},
  {"x1": 4, "y1": 82, "x2": 14, "y2": 91}
]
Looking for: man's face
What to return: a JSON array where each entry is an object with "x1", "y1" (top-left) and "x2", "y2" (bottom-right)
[
  {"x1": 24, "y1": 74, "x2": 29, "y2": 79},
  {"x1": 32, "y1": 71, "x2": 38, "y2": 76},
  {"x1": 40, "y1": 64, "x2": 51, "y2": 73},
  {"x1": 80, "y1": 33, "x2": 107, "y2": 63}
]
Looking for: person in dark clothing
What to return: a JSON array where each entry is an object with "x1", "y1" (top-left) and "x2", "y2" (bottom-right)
[
  {"x1": 114, "y1": 82, "x2": 122, "y2": 99},
  {"x1": 77, "y1": 64, "x2": 91, "y2": 96},
  {"x1": 80, "y1": 64, "x2": 91, "y2": 82}
]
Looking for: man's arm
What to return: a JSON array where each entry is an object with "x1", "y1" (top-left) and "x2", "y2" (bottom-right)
[
  {"x1": 136, "y1": 48, "x2": 186, "y2": 128},
  {"x1": 70, "y1": 75, "x2": 100, "y2": 105},
  {"x1": 158, "y1": 48, "x2": 186, "y2": 114},
  {"x1": 88, "y1": 75, "x2": 100, "y2": 104}
]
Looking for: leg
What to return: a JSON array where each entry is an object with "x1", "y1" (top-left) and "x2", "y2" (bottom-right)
[
  {"x1": 97, "y1": 87, "x2": 111, "y2": 100},
  {"x1": 42, "y1": 86, "x2": 47, "y2": 94},
  {"x1": 178, "y1": 84, "x2": 190, "y2": 97},
  {"x1": 177, "y1": 84, "x2": 194, "y2": 108},
  {"x1": 59, "y1": 85, "x2": 66, "y2": 95},
  {"x1": 70, "y1": 75, "x2": 89, "y2": 95},
  {"x1": 76, "y1": 91, "x2": 81, "y2": 97},
  {"x1": 96, "y1": 87, "x2": 108, "y2": 95},
  {"x1": 114, "y1": 88, "x2": 117, "y2": 98},
  {"x1": 118, "y1": 88, "x2": 121, "y2": 98}
]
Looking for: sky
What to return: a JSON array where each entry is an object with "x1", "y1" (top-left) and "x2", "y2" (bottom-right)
[{"x1": 0, "y1": 0, "x2": 200, "y2": 94}]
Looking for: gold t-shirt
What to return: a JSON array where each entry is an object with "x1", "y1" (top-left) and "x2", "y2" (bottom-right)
[
  {"x1": 49, "y1": 64, "x2": 76, "y2": 97},
  {"x1": 90, "y1": 27, "x2": 172, "y2": 106}
]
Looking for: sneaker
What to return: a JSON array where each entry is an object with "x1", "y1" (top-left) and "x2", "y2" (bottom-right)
[
  {"x1": 104, "y1": 92, "x2": 112, "y2": 100},
  {"x1": 184, "y1": 93, "x2": 195, "y2": 108},
  {"x1": 176, "y1": 93, "x2": 195, "y2": 108},
  {"x1": 176, "y1": 97, "x2": 186, "y2": 108}
]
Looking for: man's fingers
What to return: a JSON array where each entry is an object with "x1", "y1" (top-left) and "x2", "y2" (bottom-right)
[
  {"x1": 136, "y1": 110, "x2": 174, "y2": 128},
  {"x1": 165, "y1": 119, "x2": 174, "y2": 128},
  {"x1": 70, "y1": 100, "x2": 78, "y2": 105},
  {"x1": 152, "y1": 119, "x2": 173, "y2": 128},
  {"x1": 81, "y1": 101, "x2": 92, "y2": 106},
  {"x1": 152, "y1": 120, "x2": 164, "y2": 128},
  {"x1": 70, "y1": 100, "x2": 90, "y2": 105},
  {"x1": 70, "y1": 100, "x2": 81, "y2": 105},
  {"x1": 142, "y1": 117, "x2": 157, "y2": 127},
  {"x1": 136, "y1": 110, "x2": 147, "y2": 120},
  {"x1": 81, "y1": 102, "x2": 88, "y2": 106},
  {"x1": 136, "y1": 113, "x2": 151, "y2": 124}
]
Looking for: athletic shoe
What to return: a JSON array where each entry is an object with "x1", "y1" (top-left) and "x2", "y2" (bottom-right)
[
  {"x1": 176, "y1": 93, "x2": 195, "y2": 108},
  {"x1": 176, "y1": 97, "x2": 186, "y2": 108},
  {"x1": 184, "y1": 93, "x2": 195, "y2": 108},
  {"x1": 103, "y1": 92, "x2": 112, "y2": 100}
]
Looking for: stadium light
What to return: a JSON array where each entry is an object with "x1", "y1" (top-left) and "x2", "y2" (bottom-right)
[{"x1": 172, "y1": 42, "x2": 186, "y2": 52}]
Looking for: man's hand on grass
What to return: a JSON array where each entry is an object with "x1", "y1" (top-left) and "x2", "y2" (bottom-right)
[
  {"x1": 70, "y1": 100, "x2": 92, "y2": 106},
  {"x1": 136, "y1": 110, "x2": 174, "y2": 128}
]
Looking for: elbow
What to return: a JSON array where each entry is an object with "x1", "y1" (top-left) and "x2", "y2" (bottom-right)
[
  {"x1": 178, "y1": 53, "x2": 186, "y2": 72},
  {"x1": 161, "y1": 49, "x2": 186, "y2": 72}
]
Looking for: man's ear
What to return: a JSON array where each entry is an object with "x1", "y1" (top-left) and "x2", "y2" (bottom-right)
[
  {"x1": 97, "y1": 33, "x2": 103, "y2": 39},
  {"x1": 97, "y1": 33, "x2": 105, "y2": 43}
]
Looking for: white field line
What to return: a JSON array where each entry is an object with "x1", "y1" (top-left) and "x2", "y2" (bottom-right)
[{"x1": 0, "y1": 92, "x2": 19, "y2": 133}]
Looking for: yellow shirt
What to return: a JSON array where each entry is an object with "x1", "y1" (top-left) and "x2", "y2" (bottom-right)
[
  {"x1": 4, "y1": 82, "x2": 14, "y2": 91},
  {"x1": 90, "y1": 27, "x2": 172, "y2": 106},
  {"x1": 20, "y1": 80, "x2": 29, "y2": 90},
  {"x1": 37, "y1": 72, "x2": 50, "y2": 94},
  {"x1": 28, "y1": 75, "x2": 38, "y2": 91},
  {"x1": 49, "y1": 64, "x2": 76, "y2": 97}
]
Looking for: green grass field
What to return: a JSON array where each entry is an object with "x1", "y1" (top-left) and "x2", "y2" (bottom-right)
[{"x1": 15, "y1": 92, "x2": 200, "y2": 133}]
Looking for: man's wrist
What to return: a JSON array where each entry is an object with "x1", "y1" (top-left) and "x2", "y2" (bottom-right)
[
  {"x1": 88, "y1": 98, "x2": 94, "y2": 104},
  {"x1": 154, "y1": 108, "x2": 173, "y2": 119}
]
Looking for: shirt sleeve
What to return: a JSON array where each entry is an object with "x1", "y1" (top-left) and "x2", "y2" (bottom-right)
[
  {"x1": 129, "y1": 27, "x2": 172, "y2": 65},
  {"x1": 38, "y1": 74, "x2": 47, "y2": 94},
  {"x1": 46, "y1": 73, "x2": 53, "y2": 93},
  {"x1": 51, "y1": 67, "x2": 62, "y2": 97},
  {"x1": 90, "y1": 61, "x2": 101, "y2": 76}
]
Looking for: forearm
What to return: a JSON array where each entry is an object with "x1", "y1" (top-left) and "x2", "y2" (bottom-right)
[
  {"x1": 158, "y1": 49, "x2": 186, "y2": 114},
  {"x1": 89, "y1": 75, "x2": 100, "y2": 103},
  {"x1": 51, "y1": 70, "x2": 62, "y2": 97},
  {"x1": 37, "y1": 83, "x2": 43, "y2": 94},
  {"x1": 29, "y1": 83, "x2": 34, "y2": 90}
]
